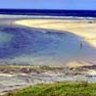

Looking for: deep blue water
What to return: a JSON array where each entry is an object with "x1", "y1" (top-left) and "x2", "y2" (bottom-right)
[
  {"x1": 0, "y1": 26, "x2": 95, "y2": 65},
  {"x1": 0, "y1": 9, "x2": 96, "y2": 17}
]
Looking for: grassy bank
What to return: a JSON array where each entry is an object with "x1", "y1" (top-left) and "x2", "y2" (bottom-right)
[{"x1": 4, "y1": 82, "x2": 96, "y2": 96}]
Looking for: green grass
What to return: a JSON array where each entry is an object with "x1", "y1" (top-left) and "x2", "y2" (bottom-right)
[{"x1": 4, "y1": 82, "x2": 96, "y2": 96}]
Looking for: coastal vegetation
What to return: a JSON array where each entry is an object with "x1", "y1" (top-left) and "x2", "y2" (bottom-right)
[{"x1": 4, "y1": 82, "x2": 96, "y2": 96}]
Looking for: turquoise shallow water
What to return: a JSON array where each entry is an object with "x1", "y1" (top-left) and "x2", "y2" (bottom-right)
[
  {"x1": 0, "y1": 31, "x2": 13, "y2": 44},
  {"x1": 0, "y1": 26, "x2": 95, "y2": 65}
]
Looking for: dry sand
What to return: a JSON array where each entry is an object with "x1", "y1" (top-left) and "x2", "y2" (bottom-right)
[{"x1": 15, "y1": 19, "x2": 96, "y2": 48}]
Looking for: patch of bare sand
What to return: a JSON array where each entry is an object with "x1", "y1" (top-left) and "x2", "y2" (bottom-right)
[{"x1": 66, "y1": 61, "x2": 93, "y2": 68}]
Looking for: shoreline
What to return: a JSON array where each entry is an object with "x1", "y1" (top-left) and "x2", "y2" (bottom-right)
[
  {"x1": 14, "y1": 19, "x2": 96, "y2": 48},
  {"x1": 0, "y1": 17, "x2": 96, "y2": 94}
]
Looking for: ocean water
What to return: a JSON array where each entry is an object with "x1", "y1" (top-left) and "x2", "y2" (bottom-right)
[
  {"x1": 0, "y1": 26, "x2": 95, "y2": 65},
  {"x1": 1, "y1": 9, "x2": 96, "y2": 17}
]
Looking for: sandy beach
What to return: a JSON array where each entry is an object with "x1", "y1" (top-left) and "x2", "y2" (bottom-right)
[
  {"x1": 15, "y1": 19, "x2": 96, "y2": 48},
  {"x1": 0, "y1": 16, "x2": 95, "y2": 67},
  {"x1": 0, "y1": 16, "x2": 96, "y2": 94}
]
